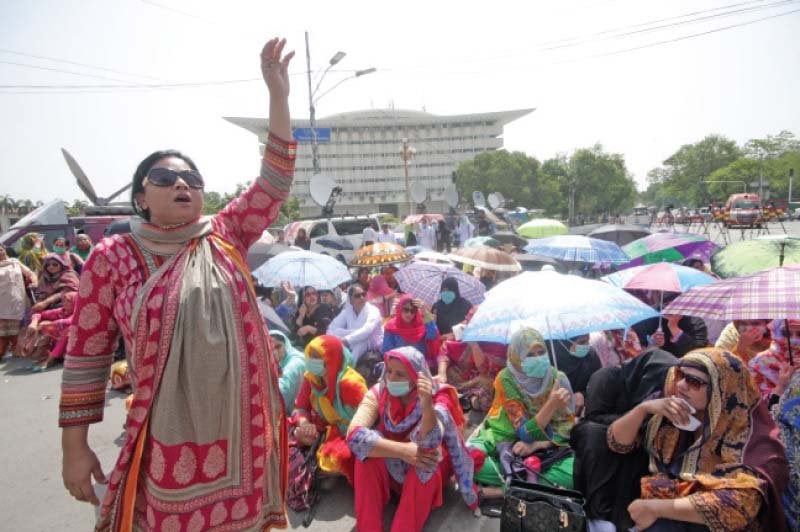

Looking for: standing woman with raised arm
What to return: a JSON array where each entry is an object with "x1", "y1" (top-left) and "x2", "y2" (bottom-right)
[{"x1": 59, "y1": 38, "x2": 297, "y2": 531}]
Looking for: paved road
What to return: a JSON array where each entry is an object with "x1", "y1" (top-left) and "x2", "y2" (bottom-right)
[{"x1": 4, "y1": 222, "x2": 798, "y2": 530}]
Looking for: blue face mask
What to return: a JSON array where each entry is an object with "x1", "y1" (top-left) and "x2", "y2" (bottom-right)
[
  {"x1": 571, "y1": 344, "x2": 590, "y2": 358},
  {"x1": 386, "y1": 380, "x2": 411, "y2": 397},
  {"x1": 440, "y1": 290, "x2": 456, "y2": 305},
  {"x1": 53, "y1": 245, "x2": 66, "y2": 254},
  {"x1": 521, "y1": 355, "x2": 549, "y2": 378},
  {"x1": 306, "y1": 358, "x2": 325, "y2": 376}
]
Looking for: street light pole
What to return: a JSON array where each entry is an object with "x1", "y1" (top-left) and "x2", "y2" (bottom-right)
[{"x1": 400, "y1": 138, "x2": 416, "y2": 215}]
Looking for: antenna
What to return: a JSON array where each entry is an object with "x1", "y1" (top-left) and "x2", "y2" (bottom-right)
[
  {"x1": 61, "y1": 148, "x2": 131, "y2": 206},
  {"x1": 310, "y1": 174, "x2": 340, "y2": 216},
  {"x1": 411, "y1": 181, "x2": 427, "y2": 204},
  {"x1": 444, "y1": 184, "x2": 459, "y2": 209}
]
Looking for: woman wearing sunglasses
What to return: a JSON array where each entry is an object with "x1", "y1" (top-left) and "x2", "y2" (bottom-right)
[
  {"x1": 608, "y1": 348, "x2": 788, "y2": 532},
  {"x1": 59, "y1": 38, "x2": 296, "y2": 531}
]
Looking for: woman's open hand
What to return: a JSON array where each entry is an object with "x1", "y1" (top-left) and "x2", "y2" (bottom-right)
[
  {"x1": 63, "y1": 443, "x2": 106, "y2": 506},
  {"x1": 260, "y1": 38, "x2": 294, "y2": 99}
]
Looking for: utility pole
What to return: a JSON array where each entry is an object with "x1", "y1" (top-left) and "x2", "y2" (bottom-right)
[
  {"x1": 400, "y1": 138, "x2": 416, "y2": 216},
  {"x1": 305, "y1": 31, "x2": 320, "y2": 175}
]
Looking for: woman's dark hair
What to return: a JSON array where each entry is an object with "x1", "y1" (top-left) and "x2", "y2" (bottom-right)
[
  {"x1": 131, "y1": 149, "x2": 199, "y2": 220},
  {"x1": 682, "y1": 258, "x2": 704, "y2": 269}
]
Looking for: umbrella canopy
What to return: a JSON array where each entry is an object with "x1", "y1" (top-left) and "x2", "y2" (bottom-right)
[
  {"x1": 663, "y1": 265, "x2": 800, "y2": 321},
  {"x1": 246, "y1": 242, "x2": 294, "y2": 271},
  {"x1": 403, "y1": 213, "x2": 444, "y2": 224},
  {"x1": 350, "y1": 242, "x2": 412, "y2": 267},
  {"x1": 514, "y1": 253, "x2": 561, "y2": 272},
  {"x1": 316, "y1": 236, "x2": 354, "y2": 251},
  {"x1": 587, "y1": 224, "x2": 651, "y2": 246},
  {"x1": 623, "y1": 232, "x2": 717, "y2": 266},
  {"x1": 710, "y1": 235, "x2": 800, "y2": 278},
  {"x1": 462, "y1": 270, "x2": 659, "y2": 343},
  {"x1": 413, "y1": 250, "x2": 455, "y2": 266},
  {"x1": 602, "y1": 263, "x2": 716, "y2": 293},
  {"x1": 492, "y1": 231, "x2": 528, "y2": 249},
  {"x1": 448, "y1": 245, "x2": 521, "y2": 272},
  {"x1": 252, "y1": 250, "x2": 351, "y2": 289},
  {"x1": 524, "y1": 235, "x2": 630, "y2": 264},
  {"x1": 464, "y1": 236, "x2": 501, "y2": 248},
  {"x1": 516, "y1": 218, "x2": 568, "y2": 239},
  {"x1": 395, "y1": 261, "x2": 485, "y2": 306}
]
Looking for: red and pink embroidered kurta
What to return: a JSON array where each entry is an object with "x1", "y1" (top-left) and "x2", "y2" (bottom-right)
[{"x1": 60, "y1": 134, "x2": 296, "y2": 531}]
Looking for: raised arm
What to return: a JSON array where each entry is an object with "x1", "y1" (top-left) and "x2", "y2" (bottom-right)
[{"x1": 212, "y1": 38, "x2": 297, "y2": 253}]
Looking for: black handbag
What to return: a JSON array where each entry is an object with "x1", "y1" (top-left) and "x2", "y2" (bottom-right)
[{"x1": 500, "y1": 479, "x2": 587, "y2": 532}]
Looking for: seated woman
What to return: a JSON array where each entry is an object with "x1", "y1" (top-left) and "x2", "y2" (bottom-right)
[
  {"x1": 346, "y1": 346, "x2": 478, "y2": 532},
  {"x1": 366, "y1": 274, "x2": 396, "y2": 319},
  {"x1": 25, "y1": 292, "x2": 78, "y2": 371},
  {"x1": 291, "y1": 335, "x2": 367, "y2": 484},
  {"x1": 382, "y1": 295, "x2": 440, "y2": 368},
  {"x1": 749, "y1": 319, "x2": 799, "y2": 400},
  {"x1": 468, "y1": 327, "x2": 575, "y2": 491},
  {"x1": 31, "y1": 254, "x2": 79, "y2": 313},
  {"x1": 715, "y1": 319, "x2": 771, "y2": 363},
  {"x1": 570, "y1": 348, "x2": 677, "y2": 529},
  {"x1": 608, "y1": 348, "x2": 788, "y2": 532},
  {"x1": 268, "y1": 330, "x2": 306, "y2": 415},
  {"x1": 553, "y1": 334, "x2": 602, "y2": 414},
  {"x1": 777, "y1": 369, "x2": 800, "y2": 530},
  {"x1": 292, "y1": 285, "x2": 333, "y2": 348},
  {"x1": 432, "y1": 277, "x2": 474, "y2": 379}
]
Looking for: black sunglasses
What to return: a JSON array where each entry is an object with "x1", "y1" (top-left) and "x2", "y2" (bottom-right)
[
  {"x1": 676, "y1": 368, "x2": 709, "y2": 391},
  {"x1": 144, "y1": 167, "x2": 204, "y2": 189}
]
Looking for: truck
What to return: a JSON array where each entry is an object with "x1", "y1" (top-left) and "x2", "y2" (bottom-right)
[{"x1": 724, "y1": 193, "x2": 763, "y2": 229}]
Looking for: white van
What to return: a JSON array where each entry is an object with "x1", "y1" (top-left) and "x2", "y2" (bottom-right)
[{"x1": 284, "y1": 213, "x2": 388, "y2": 263}]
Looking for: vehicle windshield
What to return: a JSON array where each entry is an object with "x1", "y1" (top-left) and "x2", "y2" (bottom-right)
[{"x1": 733, "y1": 201, "x2": 759, "y2": 209}]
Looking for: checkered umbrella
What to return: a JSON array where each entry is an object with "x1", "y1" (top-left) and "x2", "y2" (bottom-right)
[
  {"x1": 663, "y1": 265, "x2": 800, "y2": 321},
  {"x1": 394, "y1": 261, "x2": 485, "y2": 306}
]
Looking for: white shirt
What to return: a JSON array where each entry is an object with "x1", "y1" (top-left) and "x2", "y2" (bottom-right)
[
  {"x1": 377, "y1": 230, "x2": 397, "y2": 244},
  {"x1": 362, "y1": 226, "x2": 377, "y2": 245},
  {"x1": 417, "y1": 224, "x2": 437, "y2": 250},
  {"x1": 327, "y1": 301, "x2": 384, "y2": 362}
]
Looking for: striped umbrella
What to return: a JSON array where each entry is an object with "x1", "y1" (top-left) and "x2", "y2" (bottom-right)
[
  {"x1": 623, "y1": 232, "x2": 717, "y2": 266},
  {"x1": 516, "y1": 218, "x2": 568, "y2": 239},
  {"x1": 349, "y1": 242, "x2": 412, "y2": 267},
  {"x1": 394, "y1": 261, "x2": 485, "y2": 306},
  {"x1": 524, "y1": 235, "x2": 630, "y2": 264},
  {"x1": 663, "y1": 265, "x2": 800, "y2": 321}
]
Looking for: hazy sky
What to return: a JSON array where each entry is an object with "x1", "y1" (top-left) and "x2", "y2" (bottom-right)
[{"x1": 1, "y1": 0, "x2": 799, "y2": 205}]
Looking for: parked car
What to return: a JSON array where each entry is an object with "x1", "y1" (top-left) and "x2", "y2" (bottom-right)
[{"x1": 283, "y1": 213, "x2": 387, "y2": 263}]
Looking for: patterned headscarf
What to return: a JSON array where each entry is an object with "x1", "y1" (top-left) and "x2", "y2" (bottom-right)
[
  {"x1": 505, "y1": 327, "x2": 554, "y2": 398},
  {"x1": 38, "y1": 253, "x2": 80, "y2": 298},
  {"x1": 304, "y1": 335, "x2": 366, "y2": 433},
  {"x1": 18, "y1": 232, "x2": 46, "y2": 273},
  {"x1": 383, "y1": 294, "x2": 427, "y2": 343}
]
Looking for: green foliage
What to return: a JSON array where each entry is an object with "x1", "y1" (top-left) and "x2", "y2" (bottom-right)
[
  {"x1": 65, "y1": 199, "x2": 90, "y2": 216},
  {"x1": 453, "y1": 150, "x2": 541, "y2": 210},
  {"x1": 203, "y1": 183, "x2": 300, "y2": 226}
]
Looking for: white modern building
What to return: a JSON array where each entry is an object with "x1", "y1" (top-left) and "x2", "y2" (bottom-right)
[{"x1": 225, "y1": 108, "x2": 533, "y2": 217}]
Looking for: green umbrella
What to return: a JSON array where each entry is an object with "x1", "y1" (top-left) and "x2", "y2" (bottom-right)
[
  {"x1": 516, "y1": 218, "x2": 568, "y2": 239},
  {"x1": 711, "y1": 235, "x2": 800, "y2": 278},
  {"x1": 464, "y1": 236, "x2": 501, "y2": 248}
]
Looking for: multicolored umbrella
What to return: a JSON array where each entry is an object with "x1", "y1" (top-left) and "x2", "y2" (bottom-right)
[
  {"x1": 395, "y1": 261, "x2": 485, "y2": 306},
  {"x1": 623, "y1": 232, "x2": 717, "y2": 266},
  {"x1": 663, "y1": 265, "x2": 800, "y2": 321},
  {"x1": 587, "y1": 224, "x2": 651, "y2": 246},
  {"x1": 350, "y1": 242, "x2": 412, "y2": 267},
  {"x1": 524, "y1": 235, "x2": 630, "y2": 264},
  {"x1": 448, "y1": 245, "x2": 521, "y2": 272},
  {"x1": 464, "y1": 236, "x2": 501, "y2": 248},
  {"x1": 602, "y1": 263, "x2": 716, "y2": 293},
  {"x1": 462, "y1": 270, "x2": 659, "y2": 343},
  {"x1": 252, "y1": 250, "x2": 351, "y2": 289},
  {"x1": 710, "y1": 235, "x2": 800, "y2": 278},
  {"x1": 516, "y1": 218, "x2": 568, "y2": 239}
]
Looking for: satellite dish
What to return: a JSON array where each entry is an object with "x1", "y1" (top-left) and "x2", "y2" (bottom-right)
[
  {"x1": 411, "y1": 181, "x2": 427, "y2": 204},
  {"x1": 472, "y1": 191, "x2": 486, "y2": 208},
  {"x1": 61, "y1": 148, "x2": 131, "y2": 206},
  {"x1": 488, "y1": 192, "x2": 500, "y2": 209},
  {"x1": 444, "y1": 184, "x2": 459, "y2": 208},
  {"x1": 309, "y1": 174, "x2": 337, "y2": 207},
  {"x1": 496, "y1": 192, "x2": 506, "y2": 207}
]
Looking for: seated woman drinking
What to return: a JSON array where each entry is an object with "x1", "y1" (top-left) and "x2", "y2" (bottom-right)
[
  {"x1": 346, "y1": 346, "x2": 478, "y2": 532},
  {"x1": 467, "y1": 327, "x2": 576, "y2": 492},
  {"x1": 608, "y1": 348, "x2": 788, "y2": 532}
]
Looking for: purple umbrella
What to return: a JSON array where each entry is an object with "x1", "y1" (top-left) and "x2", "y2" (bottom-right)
[
  {"x1": 623, "y1": 232, "x2": 718, "y2": 267},
  {"x1": 394, "y1": 261, "x2": 485, "y2": 306},
  {"x1": 663, "y1": 265, "x2": 800, "y2": 321}
]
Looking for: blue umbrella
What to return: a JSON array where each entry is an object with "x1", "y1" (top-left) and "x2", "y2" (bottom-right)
[
  {"x1": 252, "y1": 250, "x2": 351, "y2": 290},
  {"x1": 462, "y1": 270, "x2": 658, "y2": 343},
  {"x1": 602, "y1": 263, "x2": 716, "y2": 292},
  {"x1": 524, "y1": 235, "x2": 630, "y2": 264}
]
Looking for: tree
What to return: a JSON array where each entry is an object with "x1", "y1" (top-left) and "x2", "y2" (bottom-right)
[
  {"x1": 650, "y1": 135, "x2": 742, "y2": 206},
  {"x1": 453, "y1": 150, "x2": 542, "y2": 211},
  {"x1": 203, "y1": 183, "x2": 301, "y2": 226},
  {"x1": 66, "y1": 199, "x2": 89, "y2": 216}
]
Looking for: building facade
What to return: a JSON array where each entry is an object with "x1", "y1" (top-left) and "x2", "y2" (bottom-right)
[{"x1": 225, "y1": 108, "x2": 533, "y2": 218}]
